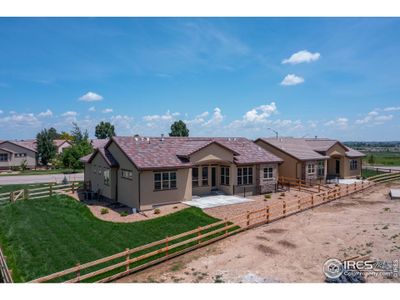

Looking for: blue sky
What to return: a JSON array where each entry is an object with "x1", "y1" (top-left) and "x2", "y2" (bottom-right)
[{"x1": 0, "y1": 17, "x2": 399, "y2": 141}]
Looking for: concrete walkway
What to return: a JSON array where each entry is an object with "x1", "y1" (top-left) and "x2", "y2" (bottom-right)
[
  {"x1": 183, "y1": 195, "x2": 253, "y2": 209},
  {"x1": 0, "y1": 173, "x2": 84, "y2": 185}
]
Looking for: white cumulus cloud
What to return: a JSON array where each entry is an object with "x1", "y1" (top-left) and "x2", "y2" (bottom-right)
[
  {"x1": 62, "y1": 111, "x2": 77, "y2": 117},
  {"x1": 78, "y1": 91, "x2": 103, "y2": 102},
  {"x1": 384, "y1": 106, "x2": 400, "y2": 112},
  {"x1": 102, "y1": 108, "x2": 113, "y2": 113},
  {"x1": 325, "y1": 117, "x2": 348, "y2": 129},
  {"x1": 37, "y1": 109, "x2": 53, "y2": 118},
  {"x1": 280, "y1": 74, "x2": 305, "y2": 86},
  {"x1": 282, "y1": 50, "x2": 321, "y2": 65},
  {"x1": 203, "y1": 108, "x2": 224, "y2": 127}
]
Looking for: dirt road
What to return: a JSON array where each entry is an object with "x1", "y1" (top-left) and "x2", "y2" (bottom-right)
[{"x1": 116, "y1": 182, "x2": 400, "y2": 283}]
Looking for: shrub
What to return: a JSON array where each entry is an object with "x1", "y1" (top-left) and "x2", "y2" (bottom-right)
[
  {"x1": 280, "y1": 192, "x2": 285, "y2": 197},
  {"x1": 173, "y1": 206, "x2": 178, "y2": 209},
  {"x1": 264, "y1": 194, "x2": 271, "y2": 201},
  {"x1": 154, "y1": 208, "x2": 161, "y2": 215},
  {"x1": 100, "y1": 208, "x2": 109, "y2": 215},
  {"x1": 120, "y1": 211, "x2": 128, "y2": 217}
]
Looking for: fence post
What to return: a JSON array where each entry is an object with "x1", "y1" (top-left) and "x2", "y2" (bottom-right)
[
  {"x1": 197, "y1": 226, "x2": 202, "y2": 244},
  {"x1": 72, "y1": 182, "x2": 75, "y2": 193},
  {"x1": 224, "y1": 219, "x2": 228, "y2": 236},
  {"x1": 76, "y1": 263, "x2": 81, "y2": 283},
  {"x1": 165, "y1": 236, "x2": 169, "y2": 256},
  {"x1": 346, "y1": 184, "x2": 349, "y2": 195},
  {"x1": 298, "y1": 198, "x2": 301, "y2": 210},
  {"x1": 353, "y1": 182, "x2": 356, "y2": 192},
  {"x1": 24, "y1": 188, "x2": 29, "y2": 200},
  {"x1": 318, "y1": 184, "x2": 321, "y2": 193},
  {"x1": 125, "y1": 248, "x2": 130, "y2": 271},
  {"x1": 266, "y1": 206, "x2": 270, "y2": 223},
  {"x1": 246, "y1": 211, "x2": 250, "y2": 227},
  {"x1": 298, "y1": 179, "x2": 301, "y2": 191},
  {"x1": 9, "y1": 192, "x2": 13, "y2": 203},
  {"x1": 311, "y1": 194, "x2": 314, "y2": 206}
]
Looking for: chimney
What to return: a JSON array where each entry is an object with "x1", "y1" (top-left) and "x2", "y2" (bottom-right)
[
  {"x1": 147, "y1": 137, "x2": 150, "y2": 143},
  {"x1": 161, "y1": 134, "x2": 164, "y2": 142},
  {"x1": 315, "y1": 136, "x2": 318, "y2": 139}
]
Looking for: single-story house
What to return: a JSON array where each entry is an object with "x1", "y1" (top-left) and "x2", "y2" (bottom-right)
[
  {"x1": 54, "y1": 139, "x2": 72, "y2": 154},
  {"x1": 255, "y1": 137, "x2": 365, "y2": 182},
  {"x1": 81, "y1": 136, "x2": 283, "y2": 211},
  {"x1": 0, "y1": 140, "x2": 38, "y2": 170}
]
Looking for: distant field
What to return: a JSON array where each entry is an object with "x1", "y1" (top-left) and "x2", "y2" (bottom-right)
[{"x1": 363, "y1": 151, "x2": 400, "y2": 166}]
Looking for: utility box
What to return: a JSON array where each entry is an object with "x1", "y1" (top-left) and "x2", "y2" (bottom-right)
[{"x1": 390, "y1": 189, "x2": 400, "y2": 200}]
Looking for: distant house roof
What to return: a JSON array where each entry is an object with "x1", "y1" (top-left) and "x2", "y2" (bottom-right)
[
  {"x1": 304, "y1": 138, "x2": 365, "y2": 158},
  {"x1": 53, "y1": 139, "x2": 72, "y2": 147},
  {"x1": 0, "y1": 140, "x2": 37, "y2": 153},
  {"x1": 256, "y1": 137, "x2": 328, "y2": 161},
  {"x1": 91, "y1": 139, "x2": 109, "y2": 149},
  {"x1": 82, "y1": 147, "x2": 118, "y2": 167},
  {"x1": 257, "y1": 137, "x2": 365, "y2": 161},
  {"x1": 107, "y1": 136, "x2": 282, "y2": 170}
]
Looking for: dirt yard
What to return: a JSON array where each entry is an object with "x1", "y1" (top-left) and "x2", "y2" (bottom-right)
[{"x1": 115, "y1": 182, "x2": 400, "y2": 283}]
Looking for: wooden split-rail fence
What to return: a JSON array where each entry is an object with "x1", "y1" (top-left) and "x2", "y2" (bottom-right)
[
  {"x1": 0, "y1": 181, "x2": 83, "y2": 206},
  {"x1": 0, "y1": 246, "x2": 13, "y2": 283},
  {"x1": 28, "y1": 179, "x2": 379, "y2": 283}
]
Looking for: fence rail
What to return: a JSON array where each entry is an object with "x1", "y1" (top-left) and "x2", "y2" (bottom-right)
[
  {"x1": 0, "y1": 181, "x2": 83, "y2": 205},
  {"x1": 29, "y1": 179, "x2": 377, "y2": 283},
  {"x1": 0, "y1": 246, "x2": 13, "y2": 283}
]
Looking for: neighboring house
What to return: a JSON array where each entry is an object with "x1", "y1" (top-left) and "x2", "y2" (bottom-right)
[
  {"x1": 90, "y1": 139, "x2": 109, "y2": 149},
  {"x1": 54, "y1": 139, "x2": 72, "y2": 154},
  {"x1": 0, "y1": 140, "x2": 38, "y2": 170},
  {"x1": 255, "y1": 137, "x2": 365, "y2": 182},
  {"x1": 81, "y1": 136, "x2": 283, "y2": 211}
]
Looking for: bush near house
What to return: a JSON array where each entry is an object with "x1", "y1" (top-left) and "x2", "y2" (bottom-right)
[{"x1": 0, "y1": 195, "x2": 218, "y2": 282}]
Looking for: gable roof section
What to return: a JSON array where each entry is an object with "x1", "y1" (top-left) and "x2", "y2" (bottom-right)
[
  {"x1": 0, "y1": 147, "x2": 13, "y2": 154},
  {"x1": 91, "y1": 139, "x2": 109, "y2": 149},
  {"x1": 344, "y1": 147, "x2": 365, "y2": 158},
  {"x1": 257, "y1": 137, "x2": 327, "y2": 161},
  {"x1": 54, "y1": 139, "x2": 72, "y2": 147},
  {"x1": 305, "y1": 138, "x2": 365, "y2": 158},
  {"x1": 107, "y1": 136, "x2": 282, "y2": 170},
  {"x1": 0, "y1": 140, "x2": 37, "y2": 153},
  {"x1": 82, "y1": 148, "x2": 119, "y2": 167}
]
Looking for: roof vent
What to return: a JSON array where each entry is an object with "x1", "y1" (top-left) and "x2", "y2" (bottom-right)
[
  {"x1": 134, "y1": 137, "x2": 139, "y2": 141},
  {"x1": 161, "y1": 134, "x2": 164, "y2": 142},
  {"x1": 147, "y1": 137, "x2": 150, "y2": 143}
]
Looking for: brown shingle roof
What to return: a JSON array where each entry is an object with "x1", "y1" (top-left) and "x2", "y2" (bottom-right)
[
  {"x1": 305, "y1": 138, "x2": 365, "y2": 158},
  {"x1": 0, "y1": 140, "x2": 38, "y2": 153},
  {"x1": 91, "y1": 139, "x2": 109, "y2": 149},
  {"x1": 257, "y1": 137, "x2": 327, "y2": 161},
  {"x1": 110, "y1": 136, "x2": 282, "y2": 170},
  {"x1": 53, "y1": 139, "x2": 71, "y2": 147},
  {"x1": 344, "y1": 147, "x2": 365, "y2": 158}
]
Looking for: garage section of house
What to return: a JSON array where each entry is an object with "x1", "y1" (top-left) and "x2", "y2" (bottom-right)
[{"x1": 81, "y1": 136, "x2": 283, "y2": 211}]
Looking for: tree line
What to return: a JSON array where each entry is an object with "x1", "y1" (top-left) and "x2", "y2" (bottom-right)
[{"x1": 36, "y1": 119, "x2": 189, "y2": 170}]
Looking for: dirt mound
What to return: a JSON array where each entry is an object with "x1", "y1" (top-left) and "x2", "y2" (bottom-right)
[
  {"x1": 256, "y1": 244, "x2": 279, "y2": 255},
  {"x1": 278, "y1": 240, "x2": 297, "y2": 249}
]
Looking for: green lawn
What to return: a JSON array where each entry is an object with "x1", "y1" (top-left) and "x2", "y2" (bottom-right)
[
  {"x1": 0, "y1": 195, "x2": 219, "y2": 282},
  {"x1": 361, "y1": 169, "x2": 385, "y2": 179},
  {"x1": 0, "y1": 168, "x2": 83, "y2": 176},
  {"x1": 363, "y1": 151, "x2": 400, "y2": 166}
]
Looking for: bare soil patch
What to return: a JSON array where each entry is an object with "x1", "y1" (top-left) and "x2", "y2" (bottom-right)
[{"x1": 115, "y1": 182, "x2": 400, "y2": 283}]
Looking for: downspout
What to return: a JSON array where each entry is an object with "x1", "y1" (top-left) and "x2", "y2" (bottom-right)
[{"x1": 138, "y1": 171, "x2": 141, "y2": 211}]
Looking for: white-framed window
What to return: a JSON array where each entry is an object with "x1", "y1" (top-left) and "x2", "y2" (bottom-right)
[
  {"x1": 154, "y1": 171, "x2": 177, "y2": 191},
  {"x1": 121, "y1": 169, "x2": 133, "y2": 180},
  {"x1": 0, "y1": 153, "x2": 8, "y2": 161},
  {"x1": 220, "y1": 166, "x2": 230, "y2": 185},
  {"x1": 15, "y1": 153, "x2": 27, "y2": 158},
  {"x1": 350, "y1": 159, "x2": 358, "y2": 170},
  {"x1": 307, "y1": 163, "x2": 315, "y2": 174},
  {"x1": 237, "y1": 167, "x2": 253, "y2": 185},
  {"x1": 192, "y1": 167, "x2": 199, "y2": 187},
  {"x1": 104, "y1": 169, "x2": 110, "y2": 185},
  {"x1": 202, "y1": 166, "x2": 208, "y2": 186},
  {"x1": 263, "y1": 167, "x2": 274, "y2": 180},
  {"x1": 317, "y1": 161, "x2": 325, "y2": 177}
]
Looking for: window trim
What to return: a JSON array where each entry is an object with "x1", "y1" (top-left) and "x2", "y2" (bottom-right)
[
  {"x1": 350, "y1": 159, "x2": 358, "y2": 171},
  {"x1": 307, "y1": 163, "x2": 315, "y2": 174},
  {"x1": 237, "y1": 166, "x2": 253, "y2": 186},
  {"x1": 192, "y1": 167, "x2": 199, "y2": 187},
  {"x1": 317, "y1": 161, "x2": 325, "y2": 177},
  {"x1": 154, "y1": 170, "x2": 177, "y2": 191},
  {"x1": 263, "y1": 167, "x2": 274, "y2": 180},
  {"x1": 201, "y1": 166, "x2": 209, "y2": 186},
  {"x1": 121, "y1": 169, "x2": 133, "y2": 180},
  {"x1": 0, "y1": 153, "x2": 8, "y2": 162},
  {"x1": 220, "y1": 166, "x2": 230, "y2": 186},
  {"x1": 103, "y1": 169, "x2": 110, "y2": 186}
]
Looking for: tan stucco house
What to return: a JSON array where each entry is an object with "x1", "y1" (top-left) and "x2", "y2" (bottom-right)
[
  {"x1": 81, "y1": 136, "x2": 283, "y2": 211},
  {"x1": 54, "y1": 139, "x2": 72, "y2": 154},
  {"x1": 0, "y1": 140, "x2": 38, "y2": 170},
  {"x1": 255, "y1": 137, "x2": 365, "y2": 183}
]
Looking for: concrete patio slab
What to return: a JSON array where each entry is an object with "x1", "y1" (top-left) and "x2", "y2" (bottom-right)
[
  {"x1": 338, "y1": 179, "x2": 363, "y2": 185},
  {"x1": 183, "y1": 195, "x2": 253, "y2": 209},
  {"x1": 390, "y1": 189, "x2": 400, "y2": 199}
]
